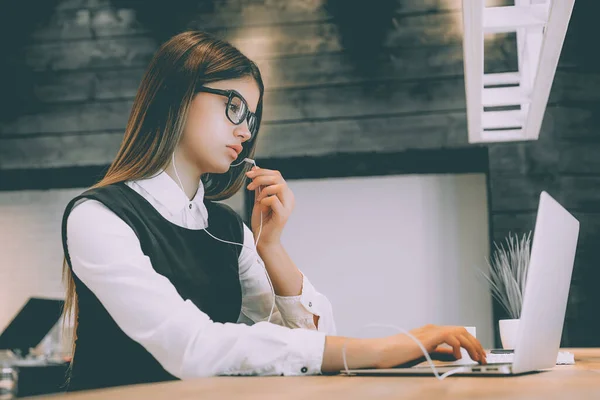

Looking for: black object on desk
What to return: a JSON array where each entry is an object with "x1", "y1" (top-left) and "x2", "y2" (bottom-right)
[
  {"x1": 0, "y1": 298, "x2": 68, "y2": 398},
  {"x1": 14, "y1": 362, "x2": 70, "y2": 398},
  {"x1": 0, "y1": 298, "x2": 64, "y2": 356}
]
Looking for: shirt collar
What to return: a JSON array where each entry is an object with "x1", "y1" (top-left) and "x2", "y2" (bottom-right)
[{"x1": 133, "y1": 170, "x2": 206, "y2": 215}]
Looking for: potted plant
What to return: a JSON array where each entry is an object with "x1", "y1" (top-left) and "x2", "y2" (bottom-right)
[{"x1": 480, "y1": 231, "x2": 532, "y2": 349}]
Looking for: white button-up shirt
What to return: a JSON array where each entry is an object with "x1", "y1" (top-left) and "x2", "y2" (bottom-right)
[{"x1": 65, "y1": 170, "x2": 336, "y2": 378}]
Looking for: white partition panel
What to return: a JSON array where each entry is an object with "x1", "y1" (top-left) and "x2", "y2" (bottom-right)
[{"x1": 282, "y1": 174, "x2": 494, "y2": 347}]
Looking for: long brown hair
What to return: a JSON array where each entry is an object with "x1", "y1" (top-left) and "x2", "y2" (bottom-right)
[{"x1": 62, "y1": 30, "x2": 264, "y2": 356}]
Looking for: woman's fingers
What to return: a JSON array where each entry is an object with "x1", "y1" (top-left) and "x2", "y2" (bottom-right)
[
  {"x1": 454, "y1": 328, "x2": 485, "y2": 364},
  {"x1": 408, "y1": 325, "x2": 488, "y2": 368},
  {"x1": 259, "y1": 186, "x2": 294, "y2": 211},
  {"x1": 457, "y1": 333, "x2": 485, "y2": 364},
  {"x1": 256, "y1": 184, "x2": 284, "y2": 203},
  {"x1": 458, "y1": 334, "x2": 479, "y2": 362},
  {"x1": 434, "y1": 327, "x2": 485, "y2": 363},
  {"x1": 430, "y1": 346, "x2": 457, "y2": 362},
  {"x1": 246, "y1": 168, "x2": 281, "y2": 181},
  {"x1": 259, "y1": 194, "x2": 286, "y2": 215},
  {"x1": 254, "y1": 187, "x2": 261, "y2": 206},
  {"x1": 247, "y1": 175, "x2": 281, "y2": 190},
  {"x1": 462, "y1": 333, "x2": 487, "y2": 364},
  {"x1": 441, "y1": 335, "x2": 463, "y2": 360}
]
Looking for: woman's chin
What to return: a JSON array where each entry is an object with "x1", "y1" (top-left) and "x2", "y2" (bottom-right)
[
  {"x1": 213, "y1": 161, "x2": 232, "y2": 174},
  {"x1": 202, "y1": 157, "x2": 236, "y2": 174}
]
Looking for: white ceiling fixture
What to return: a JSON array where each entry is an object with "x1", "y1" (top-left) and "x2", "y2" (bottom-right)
[{"x1": 462, "y1": 0, "x2": 575, "y2": 143}]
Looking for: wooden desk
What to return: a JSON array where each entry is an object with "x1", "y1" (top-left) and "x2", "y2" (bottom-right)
[{"x1": 27, "y1": 348, "x2": 600, "y2": 399}]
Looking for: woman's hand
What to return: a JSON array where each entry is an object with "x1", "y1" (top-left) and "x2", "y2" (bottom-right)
[
  {"x1": 321, "y1": 324, "x2": 487, "y2": 373},
  {"x1": 375, "y1": 324, "x2": 487, "y2": 369},
  {"x1": 245, "y1": 166, "x2": 295, "y2": 248}
]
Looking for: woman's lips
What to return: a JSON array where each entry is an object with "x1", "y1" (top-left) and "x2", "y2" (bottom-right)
[
  {"x1": 226, "y1": 144, "x2": 242, "y2": 158},
  {"x1": 226, "y1": 146, "x2": 239, "y2": 158}
]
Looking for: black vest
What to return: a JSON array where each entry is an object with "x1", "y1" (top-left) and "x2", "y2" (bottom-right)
[{"x1": 61, "y1": 182, "x2": 244, "y2": 391}]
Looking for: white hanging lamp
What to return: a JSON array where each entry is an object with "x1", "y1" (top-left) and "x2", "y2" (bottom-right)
[{"x1": 462, "y1": 0, "x2": 576, "y2": 143}]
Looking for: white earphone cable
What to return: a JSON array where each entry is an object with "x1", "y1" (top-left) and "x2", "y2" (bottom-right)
[{"x1": 172, "y1": 152, "x2": 275, "y2": 322}]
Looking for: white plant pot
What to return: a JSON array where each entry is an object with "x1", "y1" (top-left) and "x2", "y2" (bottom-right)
[{"x1": 499, "y1": 319, "x2": 520, "y2": 349}]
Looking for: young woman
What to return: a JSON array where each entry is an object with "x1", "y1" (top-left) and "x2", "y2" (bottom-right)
[{"x1": 61, "y1": 30, "x2": 486, "y2": 392}]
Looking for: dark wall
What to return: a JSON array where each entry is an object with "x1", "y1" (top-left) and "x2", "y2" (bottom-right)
[
  {"x1": 0, "y1": 0, "x2": 598, "y2": 346},
  {"x1": 488, "y1": 0, "x2": 600, "y2": 346}
]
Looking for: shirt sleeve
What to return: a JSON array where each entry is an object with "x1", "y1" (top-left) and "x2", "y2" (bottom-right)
[
  {"x1": 66, "y1": 199, "x2": 327, "y2": 378},
  {"x1": 237, "y1": 224, "x2": 337, "y2": 335}
]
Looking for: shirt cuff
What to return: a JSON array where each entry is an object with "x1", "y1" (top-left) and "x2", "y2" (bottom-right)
[
  {"x1": 220, "y1": 322, "x2": 327, "y2": 376},
  {"x1": 275, "y1": 274, "x2": 321, "y2": 324},
  {"x1": 279, "y1": 327, "x2": 326, "y2": 376}
]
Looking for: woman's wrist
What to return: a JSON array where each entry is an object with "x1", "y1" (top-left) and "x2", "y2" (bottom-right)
[
  {"x1": 254, "y1": 240, "x2": 304, "y2": 296},
  {"x1": 374, "y1": 335, "x2": 422, "y2": 368},
  {"x1": 255, "y1": 238, "x2": 282, "y2": 255},
  {"x1": 321, "y1": 336, "x2": 389, "y2": 372}
]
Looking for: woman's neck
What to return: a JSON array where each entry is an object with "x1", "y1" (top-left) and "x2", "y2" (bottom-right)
[{"x1": 165, "y1": 155, "x2": 202, "y2": 201}]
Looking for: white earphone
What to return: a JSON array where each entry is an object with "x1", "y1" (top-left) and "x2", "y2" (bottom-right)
[{"x1": 171, "y1": 153, "x2": 275, "y2": 322}]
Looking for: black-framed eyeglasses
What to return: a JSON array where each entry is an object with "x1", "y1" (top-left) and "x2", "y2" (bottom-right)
[{"x1": 196, "y1": 86, "x2": 258, "y2": 139}]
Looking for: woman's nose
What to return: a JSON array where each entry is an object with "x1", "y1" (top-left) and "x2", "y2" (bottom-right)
[{"x1": 235, "y1": 124, "x2": 252, "y2": 142}]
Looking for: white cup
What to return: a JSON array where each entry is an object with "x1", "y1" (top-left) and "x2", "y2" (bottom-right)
[{"x1": 499, "y1": 319, "x2": 519, "y2": 349}]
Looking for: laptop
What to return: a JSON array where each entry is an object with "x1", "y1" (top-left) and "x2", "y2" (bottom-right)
[
  {"x1": 0, "y1": 297, "x2": 64, "y2": 357},
  {"x1": 343, "y1": 191, "x2": 579, "y2": 376}
]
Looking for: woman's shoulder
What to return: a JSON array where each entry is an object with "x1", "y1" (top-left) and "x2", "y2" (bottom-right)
[
  {"x1": 67, "y1": 197, "x2": 128, "y2": 234},
  {"x1": 65, "y1": 195, "x2": 141, "y2": 269},
  {"x1": 65, "y1": 183, "x2": 121, "y2": 216},
  {"x1": 69, "y1": 197, "x2": 113, "y2": 220},
  {"x1": 65, "y1": 184, "x2": 133, "y2": 237}
]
